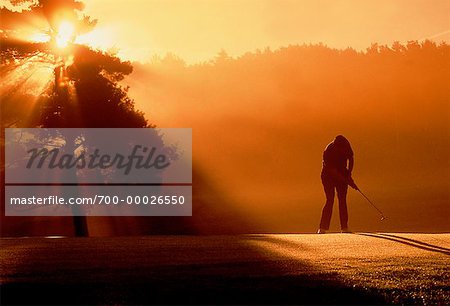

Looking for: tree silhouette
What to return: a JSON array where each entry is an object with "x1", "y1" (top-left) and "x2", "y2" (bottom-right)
[{"x1": 1, "y1": 0, "x2": 151, "y2": 236}]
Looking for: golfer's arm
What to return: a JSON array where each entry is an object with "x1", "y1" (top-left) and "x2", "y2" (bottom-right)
[{"x1": 348, "y1": 156, "x2": 354, "y2": 175}]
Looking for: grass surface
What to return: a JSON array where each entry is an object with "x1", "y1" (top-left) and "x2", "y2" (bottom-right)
[{"x1": 1, "y1": 233, "x2": 449, "y2": 304}]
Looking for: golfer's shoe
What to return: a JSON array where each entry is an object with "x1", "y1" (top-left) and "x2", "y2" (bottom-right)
[
  {"x1": 341, "y1": 228, "x2": 352, "y2": 233},
  {"x1": 317, "y1": 229, "x2": 327, "y2": 234}
]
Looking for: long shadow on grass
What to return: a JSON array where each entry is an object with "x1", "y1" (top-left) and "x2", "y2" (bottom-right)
[
  {"x1": 357, "y1": 233, "x2": 450, "y2": 256},
  {"x1": 1, "y1": 236, "x2": 386, "y2": 305}
]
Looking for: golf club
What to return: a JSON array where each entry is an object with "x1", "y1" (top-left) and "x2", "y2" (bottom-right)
[{"x1": 355, "y1": 186, "x2": 387, "y2": 221}]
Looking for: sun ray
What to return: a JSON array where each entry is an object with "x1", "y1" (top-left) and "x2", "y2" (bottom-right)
[
  {"x1": 0, "y1": 52, "x2": 54, "y2": 96},
  {"x1": 0, "y1": 51, "x2": 56, "y2": 126}
]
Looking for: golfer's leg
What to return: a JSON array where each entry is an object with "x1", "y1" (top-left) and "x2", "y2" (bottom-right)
[
  {"x1": 337, "y1": 183, "x2": 349, "y2": 230},
  {"x1": 319, "y1": 180, "x2": 335, "y2": 230}
]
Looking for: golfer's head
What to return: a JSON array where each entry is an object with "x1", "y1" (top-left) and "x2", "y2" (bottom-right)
[{"x1": 334, "y1": 135, "x2": 350, "y2": 147}]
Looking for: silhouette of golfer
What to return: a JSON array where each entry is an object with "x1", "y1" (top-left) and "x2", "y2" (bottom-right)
[{"x1": 318, "y1": 135, "x2": 357, "y2": 234}]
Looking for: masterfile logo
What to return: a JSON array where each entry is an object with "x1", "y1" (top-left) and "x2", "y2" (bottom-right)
[
  {"x1": 4, "y1": 128, "x2": 192, "y2": 217},
  {"x1": 5, "y1": 128, "x2": 192, "y2": 184},
  {"x1": 26, "y1": 144, "x2": 171, "y2": 175}
]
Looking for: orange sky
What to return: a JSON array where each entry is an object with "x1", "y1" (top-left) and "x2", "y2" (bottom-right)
[{"x1": 77, "y1": 0, "x2": 450, "y2": 63}]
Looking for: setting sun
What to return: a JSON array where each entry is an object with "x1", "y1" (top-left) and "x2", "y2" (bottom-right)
[{"x1": 55, "y1": 21, "x2": 75, "y2": 49}]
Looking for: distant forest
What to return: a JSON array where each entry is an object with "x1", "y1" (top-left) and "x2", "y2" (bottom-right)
[{"x1": 131, "y1": 40, "x2": 448, "y2": 135}]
